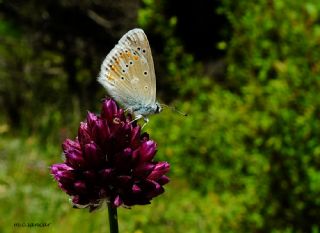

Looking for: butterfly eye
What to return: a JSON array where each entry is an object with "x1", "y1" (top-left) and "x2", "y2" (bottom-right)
[{"x1": 156, "y1": 104, "x2": 161, "y2": 113}]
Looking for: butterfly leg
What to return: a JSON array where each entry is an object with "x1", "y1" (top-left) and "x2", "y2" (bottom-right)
[
  {"x1": 129, "y1": 114, "x2": 143, "y2": 124},
  {"x1": 129, "y1": 115, "x2": 149, "y2": 129},
  {"x1": 141, "y1": 117, "x2": 149, "y2": 129}
]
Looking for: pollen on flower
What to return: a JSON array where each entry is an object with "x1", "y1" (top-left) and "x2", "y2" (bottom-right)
[
  {"x1": 50, "y1": 98, "x2": 170, "y2": 211},
  {"x1": 113, "y1": 117, "x2": 121, "y2": 124}
]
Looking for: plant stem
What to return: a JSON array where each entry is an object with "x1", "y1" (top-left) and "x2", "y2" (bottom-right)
[{"x1": 107, "y1": 202, "x2": 119, "y2": 233}]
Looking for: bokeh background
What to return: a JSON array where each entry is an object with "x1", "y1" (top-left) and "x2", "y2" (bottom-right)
[{"x1": 1, "y1": 0, "x2": 320, "y2": 232}]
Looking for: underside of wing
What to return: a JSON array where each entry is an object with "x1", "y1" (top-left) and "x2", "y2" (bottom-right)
[{"x1": 98, "y1": 29, "x2": 157, "y2": 108}]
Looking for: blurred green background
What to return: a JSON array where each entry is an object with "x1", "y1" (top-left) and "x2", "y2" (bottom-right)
[{"x1": 1, "y1": 0, "x2": 320, "y2": 232}]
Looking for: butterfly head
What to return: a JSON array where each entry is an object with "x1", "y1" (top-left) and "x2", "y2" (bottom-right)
[{"x1": 155, "y1": 101, "x2": 162, "y2": 114}]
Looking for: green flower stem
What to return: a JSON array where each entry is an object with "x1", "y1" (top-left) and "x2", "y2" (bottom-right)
[{"x1": 108, "y1": 202, "x2": 119, "y2": 233}]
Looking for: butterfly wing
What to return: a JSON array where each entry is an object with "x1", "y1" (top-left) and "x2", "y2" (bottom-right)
[{"x1": 98, "y1": 28, "x2": 157, "y2": 111}]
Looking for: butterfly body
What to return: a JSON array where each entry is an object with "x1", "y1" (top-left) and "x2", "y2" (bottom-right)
[
  {"x1": 98, "y1": 28, "x2": 161, "y2": 122},
  {"x1": 130, "y1": 102, "x2": 161, "y2": 116}
]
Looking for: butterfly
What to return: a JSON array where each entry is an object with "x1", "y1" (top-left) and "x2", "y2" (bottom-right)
[{"x1": 98, "y1": 28, "x2": 161, "y2": 125}]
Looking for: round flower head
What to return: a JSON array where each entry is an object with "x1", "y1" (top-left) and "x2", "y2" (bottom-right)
[{"x1": 51, "y1": 98, "x2": 170, "y2": 211}]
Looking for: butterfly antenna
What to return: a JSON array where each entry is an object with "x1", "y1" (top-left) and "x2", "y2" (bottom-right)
[{"x1": 160, "y1": 104, "x2": 188, "y2": 117}]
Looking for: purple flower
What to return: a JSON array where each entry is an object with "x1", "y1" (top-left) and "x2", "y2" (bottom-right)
[{"x1": 51, "y1": 98, "x2": 170, "y2": 211}]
